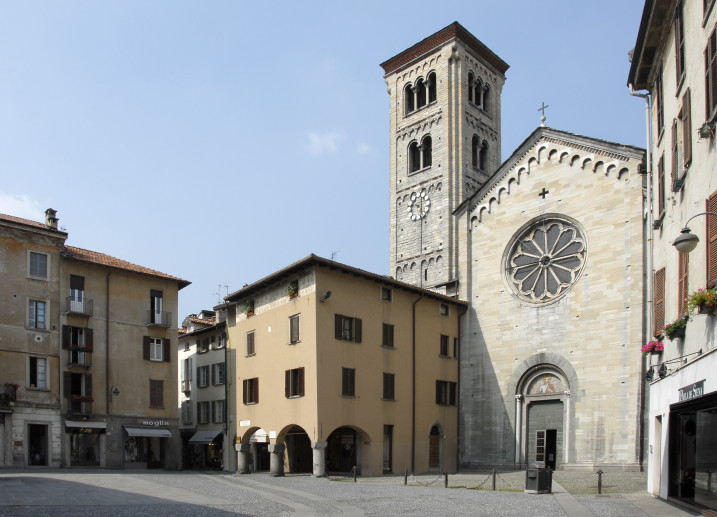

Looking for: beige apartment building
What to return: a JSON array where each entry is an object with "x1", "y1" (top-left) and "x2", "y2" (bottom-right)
[
  {"x1": 628, "y1": 0, "x2": 717, "y2": 512},
  {"x1": 224, "y1": 255, "x2": 466, "y2": 477},
  {"x1": 1, "y1": 209, "x2": 189, "y2": 469}
]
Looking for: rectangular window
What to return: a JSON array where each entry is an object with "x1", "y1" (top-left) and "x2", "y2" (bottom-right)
[
  {"x1": 453, "y1": 337, "x2": 458, "y2": 358},
  {"x1": 212, "y1": 400, "x2": 226, "y2": 423},
  {"x1": 181, "y1": 401, "x2": 193, "y2": 424},
  {"x1": 382, "y1": 323, "x2": 394, "y2": 348},
  {"x1": 29, "y1": 251, "x2": 48, "y2": 279},
  {"x1": 678, "y1": 252, "x2": 689, "y2": 315},
  {"x1": 439, "y1": 303, "x2": 449, "y2": 316},
  {"x1": 289, "y1": 314, "x2": 300, "y2": 344},
  {"x1": 29, "y1": 357, "x2": 47, "y2": 389},
  {"x1": 143, "y1": 337, "x2": 169, "y2": 362},
  {"x1": 675, "y1": 1, "x2": 685, "y2": 88},
  {"x1": 383, "y1": 373, "x2": 395, "y2": 400},
  {"x1": 210, "y1": 335, "x2": 216, "y2": 349},
  {"x1": 335, "y1": 314, "x2": 362, "y2": 342},
  {"x1": 28, "y1": 299, "x2": 46, "y2": 330},
  {"x1": 380, "y1": 286, "x2": 393, "y2": 301},
  {"x1": 216, "y1": 332, "x2": 226, "y2": 349},
  {"x1": 69, "y1": 275, "x2": 86, "y2": 314},
  {"x1": 285, "y1": 367, "x2": 305, "y2": 398},
  {"x1": 243, "y1": 377, "x2": 259, "y2": 404},
  {"x1": 149, "y1": 338, "x2": 163, "y2": 361},
  {"x1": 654, "y1": 268, "x2": 666, "y2": 337},
  {"x1": 435, "y1": 380, "x2": 457, "y2": 406},
  {"x1": 440, "y1": 335, "x2": 449, "y2": 357},
  {"x1": 150, "y1": 290, "x2": 163, "y2": 325},
  {"x1": 149, "y1": 379, "x2": 164, "y2": 408},
  {"x1": 212, "y1": 363, "x2": 225, "y2": 385},
  {"x1": 198, "y1": 338, "x2": 208, "y2": 354},
  {"x1": 706, "y1": 27, "x2": 717, "y2": 121},
  {"x1": 246, "y1": 331, "x2": 255, "y2": 356},
  {"x1": 198, "y1": 366, "x2": 209, "y2": 388},
  {"x1": 198, "y1": 401, "x2": 210, "y2": 424},
  {"x1": 342, "y1": 367, "x2": 356, "y2": 397}
]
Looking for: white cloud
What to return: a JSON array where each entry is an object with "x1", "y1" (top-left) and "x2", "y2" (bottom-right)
[
  {"x1": 355, "y1": 142, "x2": 371, "y2": 155},
  {"x1": 0, "y1": 191, "x2": 44, "y2": 221},
  {"x1": 307, "y1": 130, "x2": 344, "y2": 155}
]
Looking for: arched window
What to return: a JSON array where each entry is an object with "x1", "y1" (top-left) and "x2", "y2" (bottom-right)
[
  {"x1": 479, "y1": 141, "x2": 488, "y2": 170},
  {"x1": 422, "y1": 136, "x2": 432, "y2": 168},
  {"x1": 482, "y1": 85, "x2": 490, "y2": 112},
  {"x1": 468, "y1": 72, "x2": 474, "y2": 103},
  {"x1": 427, "y1": 72, "x2": 436, "y2": 104},
  {"x1": 416, "y1": 78, "x2": 426, "y2": 109},
  {"x1": 404, "y1": 84, "x2": 415, "y2": 115},
  {"x1": 409, "y1": 141, "x2": 421, "y2": 172},
  {"x1": 474, "y1": 79, "x2": 483, "y2": 108},
  {"x1": 471, "y1": 135, "x2": 479, "y2": 168}
]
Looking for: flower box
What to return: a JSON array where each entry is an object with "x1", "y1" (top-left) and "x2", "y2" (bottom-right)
[
  {"x1": 642, "y1": 340, "x2": 664, "y2": 356},
  {"x1": 686, "y1": 288, "x2": 717, "y2": 314},
  {"x1": 663, "y1": 316, "x2": 688, "y2": 341},
  {"x1": 698, "y1": 303, "x2": 716, "y2": 315}
]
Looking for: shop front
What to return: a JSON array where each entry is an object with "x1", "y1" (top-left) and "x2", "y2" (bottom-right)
[
  {"x1": 188, "y1": 429, "x2": 224, "y2": 470},
  {"x1": 65, "y1": 421, "x2": 105, "y2": 466},
  {"x1": 123, "y1": 425, "x2": 172, "y2": 469}
]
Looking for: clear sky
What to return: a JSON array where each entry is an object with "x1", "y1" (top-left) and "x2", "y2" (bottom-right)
[{"x1": 0, "y1": 1, "x2": 647, "y2": 322}]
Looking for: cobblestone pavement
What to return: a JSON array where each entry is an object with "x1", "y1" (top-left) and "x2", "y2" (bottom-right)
[{"x1": 0, "y1": 470, "x2": 700, "y2": 516}]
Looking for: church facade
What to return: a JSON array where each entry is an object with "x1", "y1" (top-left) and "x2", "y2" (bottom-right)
[{"x1": 383, "y1": 23, "x2": 647, "y2": 471}]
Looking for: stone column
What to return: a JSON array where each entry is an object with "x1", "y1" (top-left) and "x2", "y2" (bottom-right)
[
  {"x1": 236, "y1": 443, "x2": 251, "y2": 474},
  {"x1": 268, "y1": 444, "x2": 285, "y2": 477},
  {"x1": 311, "y1": 441, "x2": 327, "y2": 477},
  {"x1": 564, "y1": 390, "x2": 571, "y2": 465},
  {"x1": 514, "y1": 394, "x2": 523, "y2": 467}
]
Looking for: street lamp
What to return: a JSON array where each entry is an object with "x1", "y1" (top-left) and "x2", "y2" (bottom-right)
[{"x1": 673, "y1": 212, "x2": 717, "y2": 253}]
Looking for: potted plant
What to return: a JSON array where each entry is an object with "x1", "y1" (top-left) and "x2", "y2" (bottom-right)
[
  {"x1": 288, "y1": 281, "x2": 298, "y2": 299},
  {"x1": 641, "y1": 340, "x2": 664, "y2": 356},
  {"x1": 4, "y1": 382, "x2": 19, "y2": 391},
  {"x1": 243, "y1": 299, "x2": 255, "y2": 317},
  {"x1": 685, "y1": 288, "x2": 717, "y2": 315},
  {"x1": 663, "y1": 316, "x2": 688, "y2": 340}
]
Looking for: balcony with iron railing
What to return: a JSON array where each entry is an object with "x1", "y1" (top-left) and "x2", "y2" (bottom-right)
[
  {"x1": 67, "y1": 348, "x2": 92, "y2": 368},
  {"x1": 147, "y1": 310, "x2": 172, "y2": 328},
  {"x1": 63, "y1": 296, "x2": 94, "y2": 317},
  {"x1": 68, "y1": 396, "x2": 93, "y2": 416},
  {"x1": 181, "y1": 379, "x2": 191, "y2": 393},
  {"x1": 1, "y1": 383, "x2": 18, "y2": 405}
]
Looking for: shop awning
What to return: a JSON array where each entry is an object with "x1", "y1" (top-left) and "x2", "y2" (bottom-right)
[
  {"x1": 124, "y1": 427, "x2": 172, "y2": 438},
  {"x1": 66, "y1": 421, "x2": 107, "y2": 429},
  {"x1": 188, "y1": 430, "x2": 222, "y2": 444}
]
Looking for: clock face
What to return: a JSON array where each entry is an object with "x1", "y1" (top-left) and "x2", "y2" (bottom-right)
[{"x1": 407, "y1": 191, "x2": 430, "y2": 221}]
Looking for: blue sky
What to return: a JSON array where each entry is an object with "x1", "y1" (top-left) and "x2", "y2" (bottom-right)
[{"x1": 0, "y1": 1, "x2": 646, "y2": 321}]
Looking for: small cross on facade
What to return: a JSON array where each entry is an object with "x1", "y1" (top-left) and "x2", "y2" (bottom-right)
[
  {"x1": 539, "y1": 187, "x2": 549, "y2": 199},
  {"x1": 538, "y1": 102, "x2": 549, "y2": 126}
]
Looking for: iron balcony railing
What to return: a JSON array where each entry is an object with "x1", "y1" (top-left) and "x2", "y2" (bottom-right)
[
  {"x1": 68, "y1": 398, "x2": 92, "y2": 416},
  {"x1": 181, "y1": 379, "x2": 191, "y2": 393},
  {"x1": 64, "y1": 296, "x2": 94, "y2": 316},
  {"x1": 67, "y1": 350, "x2": 92, "y2": 368},
  {"x1": 147, "y1": 310, "x2": 172, "y2": 328}
]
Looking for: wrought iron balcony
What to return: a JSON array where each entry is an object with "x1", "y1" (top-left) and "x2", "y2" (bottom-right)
[
  {"x1": 67, "y1": 349, "x2": 92, "y2": 368},
  {"x1": 68, "y1": 397, "x2": 93, "y2": 416},
  {"x1": 64, "y1": 296, "x2": 94, "y2": 317},
  {"x1": 1, "y1": 383, "x2": 18, "y2": 404},
  {"x1": 181, "y1": 379, "x2": 191, "y2": 393},
  {"x1": 147, "y1": 310, "x2": 172, "y2": 328}
]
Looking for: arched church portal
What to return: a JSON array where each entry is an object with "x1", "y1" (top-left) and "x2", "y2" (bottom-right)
[{"x1": 515, "y1": 367, "x2": 570, "y2": 470}]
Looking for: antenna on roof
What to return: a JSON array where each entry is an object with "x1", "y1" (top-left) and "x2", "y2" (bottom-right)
[
  {"x1": 331, "y1": 250, "x2": 340, "y2": 261},
  {"x1": 215, "y1": 285, "x2": 228, "y2": 304}
]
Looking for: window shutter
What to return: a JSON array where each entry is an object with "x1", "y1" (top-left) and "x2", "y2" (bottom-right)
[
  {"x1": 211, "y1": 365, "x2": 216, "y2": 385},
  {"x1": 63, "y1": 371, "x2": 71, "y2": 399},
  {"x1": 299, "y1": 367, "x2": 305, "y2": 397},
  {"x1": 143, "y1": 336, "x2": 150, "y2": 360},
  {"x1": 163, "y1": 339, "x2": 170, "y2": 362},
  {"x1": 658, "y1": 154, "x2": 665, "y2": 216},
  {"x1": 335, "y1": 314, "x2": 342, "y2": 339},
  {"x1": 449, "y1": 382, "x2": 456, "y2": 406},
  {"x1": 707, "y1": 29, "x2": 717, "y2": 119},
  {"x1": 678, "y1": 253, "x2": 689, "y2": 315},
  {"x1": 671, "y1": 120, "x2": 678, "y2": 183},
  {"x1": 354, "y1": 318, "x2": 362, "y2": 343},
  {"x1": 212, "y1": 401, "x2": 216, "y2": 423},
  {"x1": 707, "y1": 193, "x2": 717, "y2": 287},
  {"x1": 243, "y1": 379, "x2": 248, "y2": 404},
  {"x1": 654, "y1": 268, "x2": 666, "y2": 337},
  {"x1": 683, "y1": 89, "x2": 692, "y2": 168},
  {"x1": 435, "y1": 381, "x2": 441, "y2": 405},
  {"x1": 85, "y1": 374, "x2": 92, "y2": 398},
  {"x1": 86, "y1": 328, "x2": 93, "y2": 349},
  {"x1": 255, "y1": 378, "x2": 259, "y2": 404},
  {"x1": 62, "y1": 325, "x2": 71, "y2": 349},
  {"x1": 285, "y1": 370, "x2": 290, "y2": 398}
]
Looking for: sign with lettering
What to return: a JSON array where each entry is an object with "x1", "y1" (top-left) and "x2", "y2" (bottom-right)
[
  {"x1": 141, "y1": 420, "x2": 169, "y2": 427},
  {"x1": 678, "y1": 380, "x2": 705, "y2": 402}
]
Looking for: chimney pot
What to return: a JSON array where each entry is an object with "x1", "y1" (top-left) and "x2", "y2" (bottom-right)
[{"x1": 45, "y1": 208, "x2": 58, "y2": 230}]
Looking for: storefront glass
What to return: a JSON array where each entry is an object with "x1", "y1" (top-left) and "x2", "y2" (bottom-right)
[{"x1": 71, "y1": 432, "x2": 99, "y2": 466}]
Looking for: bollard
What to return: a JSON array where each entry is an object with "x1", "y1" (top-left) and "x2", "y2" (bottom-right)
[
  {"x1": 597, "y1": 470, "x2": 603, "y2": 494},
  {"x1": 404, "y1": 469, "x2": 408, "y2": 486},
  {"x1": 492, "y1": 468, "x2": 497, "y2": 491},
  {"x1": 444, "y1": 472, "x2": 448, "y2": 488},
  {"x1": 353, "y1": 465, "x2": 357, "y2": 483}
]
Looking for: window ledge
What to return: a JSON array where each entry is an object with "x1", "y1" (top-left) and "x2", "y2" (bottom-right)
[
  {"x1": 408, "y1": 165, "x2": 432, "y2": 176},
  {"x1": 245, "y1": 353, "x2": 256, "y2": 358},
  {"x1": 244, "y1": 402, "x2": 257, "y2": 406},
  {"x1": 288, "y1": 340, "x2": 301, "y2": 346},
  {"x1": 381, "y1": 345, "x2": 396, "y2": 350},
  {"x1": 381, "y1": 398, "x2": 396, "y2": 402},
  {"x1": 341, "y1": 395, "x2": 356, "y2": 399}
]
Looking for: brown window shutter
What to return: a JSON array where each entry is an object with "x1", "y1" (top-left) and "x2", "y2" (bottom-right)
[
  {"x1": 63, "y1": 371, "x2": 71, "y2": 399},
  {"x1": 285, "y1": 370, "x2": 290, "y2": 398},
  {"x1": 354, "y1": 318, "x2": 362, "y2": 343},
  {"x1": 449, "y1": 382, "x2": 456, "y2": 406},
  {"x1": 62, "y1": 325, "x2": 71, "y2": 349},
  {"x1": 657, "y1": 155, "x2": 665, "y2": 216},
  {"x1": 163, "y1": 339, "x2": 170, "y2": 362},
  {"x1": 299, "y1": 368, "x2": 304, "y2": 397},
  {"x1": 707, "y1": 193, "x2": 717, "y2": 287},
  {"x1": 85, "y1": 374, "x2": 92, "y2": 398},
  {"x1": 435, "y1": 381, "x2": 442, "y2": 405},
  {"x1": 671, "y1": 120, "x2": 678, "y2": 183},
  {"x1": 255, "y1": 378, "x2": 259, "y2": 404},
  {"x1": 678, "y1": 253, "x2": 689, "y2": 315},
  {"x1": 707, "y1": 29, "x2": 717, "y2": 119},
  {"x1": 86, "y1": 328, "x2": 93, "y2": 349},
  {"x1": 654, "y1": 268, "x2": 666, "y2": 337},
  {"x1": 143, "y1": 336, "x2": 150, "y2": 361},
  {"x1": 243, "y1": 379, "x2": 248, "y2": 404},
  {"x1": 683, "y1": 89, "x2": 692, "y2": 168},
  {"x1": 335, "y1": 314, "x2": 342, "y2": 339}
]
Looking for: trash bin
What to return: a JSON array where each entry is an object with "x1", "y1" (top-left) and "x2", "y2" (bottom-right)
[{"x1": 525, "y1": 465, "x2": 552, "y2": 494}]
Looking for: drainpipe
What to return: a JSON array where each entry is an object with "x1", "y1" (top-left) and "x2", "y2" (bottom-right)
[
  {"x1": 630, "y1": 85, "x2": 652, "y2": 471},
  {"x1": 105, "y1": 272, "x2": 111, "y2": 415},
  {"x1": 456, "y1": 305, "x2": 468, "y2": 472},
  {"x1": 411, "y1": 294, "x2": 424, "y2": 473}
]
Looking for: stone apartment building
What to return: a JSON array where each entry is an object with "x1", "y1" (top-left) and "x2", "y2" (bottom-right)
[
  {"x1": 0, "y1": 209, "x2": 189, "y2": 469},
  {"x1": 178, "y1": 310, "x2": 230, "y2": 471},
  {"x1": 223, "y1": 254, "x2": 466, "y2": 477},
  {"x1": 628, "y1": 0, "x2": 717, "y2": 512},
  {"x1": 383, "y1": 23, "x2": 647, "y2": 472}
]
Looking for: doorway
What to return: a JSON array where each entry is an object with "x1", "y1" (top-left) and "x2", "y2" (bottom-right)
[
  {"x1": 28, "y1": 424, "x2": 48, "y2": 466},
  {"x1": 429, "y1": 425, "x2": 441, "y2": 470}
]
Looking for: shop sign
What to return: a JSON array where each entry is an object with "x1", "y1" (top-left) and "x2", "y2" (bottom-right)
[
  {"x1": 141, "y1": 420, "x2": 169, "y2": 427},
  {"x1": 78, "y1": 427, "x2": 95, "y2": 434},
  {"x1": 678, "y1": 380, "x2": 705, "y2": 402}
]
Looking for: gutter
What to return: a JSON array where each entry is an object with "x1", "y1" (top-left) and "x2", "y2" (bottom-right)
[{"x1": 411, "y1": 294, "x2": 424, "y2": 473}]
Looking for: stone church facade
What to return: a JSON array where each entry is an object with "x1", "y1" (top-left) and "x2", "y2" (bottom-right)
[{"x1": 383, "y1": 23, "x2": 647, "y2": 471}]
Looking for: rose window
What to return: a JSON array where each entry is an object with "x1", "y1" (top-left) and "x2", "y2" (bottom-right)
[{"x1": 505, "y1": 217, "x2": 587, "y2": 304}]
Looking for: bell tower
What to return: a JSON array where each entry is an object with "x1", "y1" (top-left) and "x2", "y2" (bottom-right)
[{"x1": 381, "y1": 22, "x2": 508, "y2": 294}]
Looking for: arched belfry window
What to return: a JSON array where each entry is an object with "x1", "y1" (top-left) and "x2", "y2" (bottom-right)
[
  {"x1": 471, "y1": 135, "x2": 479, "y2": 168},
  {"x1": 479, "y1": 141, "x2": 488, "y2": 170},
  {"x1": 422, "y1": 136, "x2": 432, "y2": 168},
  {"x1": 408, "y1": 135, "x2": 432, "y2": 173},
  {"x1": 416, "y1": 78, "x2": 427, "y2": 109},
  {"x1": 404, "y1": 84, "x2": 415, "y2": 115},
  {"x1": 409, "y1": 141, "x2": 421, "y2": 172},
  {"x1": 483, "y1": 85, "x2": 490, "y2": 112},
  {"x1": 468, "y1": 72, "x2": 475, "y2": 103},
  {"x1": 427, "y1": 72, "x2": 436, "y2": 104}
]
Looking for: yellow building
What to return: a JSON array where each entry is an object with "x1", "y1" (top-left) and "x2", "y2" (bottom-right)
[{"x1": 224, "y1": 255, "x2": 466, "y2": 477}]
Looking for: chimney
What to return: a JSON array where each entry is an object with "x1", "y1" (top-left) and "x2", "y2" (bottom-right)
[{"x1": 45, "y1": 208, "x2": 58, "y2": 230}]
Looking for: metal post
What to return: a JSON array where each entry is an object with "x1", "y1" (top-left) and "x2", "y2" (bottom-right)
[
  {"x1": 404, "y1": 469, "x2": 408, "y2": 486},
  {"x1": 444, "y1": 472, "x2": 448, "y2": 488},
  {"x1": 597, "y1": 470, "x2": 603, "y2": 494},
  {"x1": 492, "y1": 468, "x2": 497, "y2": 491},
  {"x1": 353, "y1": 466, "x2": 357, "y2": 483}
]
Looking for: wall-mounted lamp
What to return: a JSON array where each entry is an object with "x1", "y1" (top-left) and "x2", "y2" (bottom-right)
[
  {"x1": 673, "y1": 212, "x2": 717, "y2": 253},
  {"x1": 112, "y1": 386, "x2": 120, "y2": 396},
  {"x1": 319, "y1": 291, "x2": 332, "y2": 303}
]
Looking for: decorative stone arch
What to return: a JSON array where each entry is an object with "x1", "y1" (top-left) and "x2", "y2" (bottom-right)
[
  {"x1": 606, "y1": 164, "x2": 617, "y2": 177},
  {"x1": 559, "y1": 151, "x2": 569, "y2": 163},
  {"x1": 593, "y1": 161, "x2": 604, "y2": 175},
  {"x1": 507, "y1": 353, "x2": 579, "y2": 469},
  {"x1": 618, "y1": 167, "x2": 629, "y2": 179},
  {"x1": 427, "y1": 421, "x2": 446, "y2": 471},
  {"x1": 581, "y1": 157, "x2": 592, "y2": 170},
  {"x1": 325, "y1": 425, "x2": 372, "y2": 476},
  {"x1": 548, "y1": 149, "x2": 558, "y2": 162},
  {"x1": 236, "y1": 426, "x2": 268, "y2": 475},
  {"x1": 274, "y1": 424, "x2": 313, "y2": 475}
]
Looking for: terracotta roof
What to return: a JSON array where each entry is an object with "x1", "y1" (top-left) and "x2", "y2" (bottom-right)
[
  {"x1": 380, "y1": 21, "x2": 509, "y2": 76},
  {"x1": 63, "y1": 245, "x2": 190, "y2": 290},
  {"x1": 189, "y1": 315, "x2": 215, "y2": 326},
  {"x1": 0, "y1": 212, "x2": 67, "y2": 236}
]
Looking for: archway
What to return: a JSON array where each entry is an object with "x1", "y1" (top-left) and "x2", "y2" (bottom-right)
[
  {"x1": 428, "y1": 423, "x2": 443, "y2": 471},
  {"x1": 326, "y1": 426, "x2": 367, "y2": 474},
  {"x1": 280, "y1": 425, "x2": 312, "y2": 474}
]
